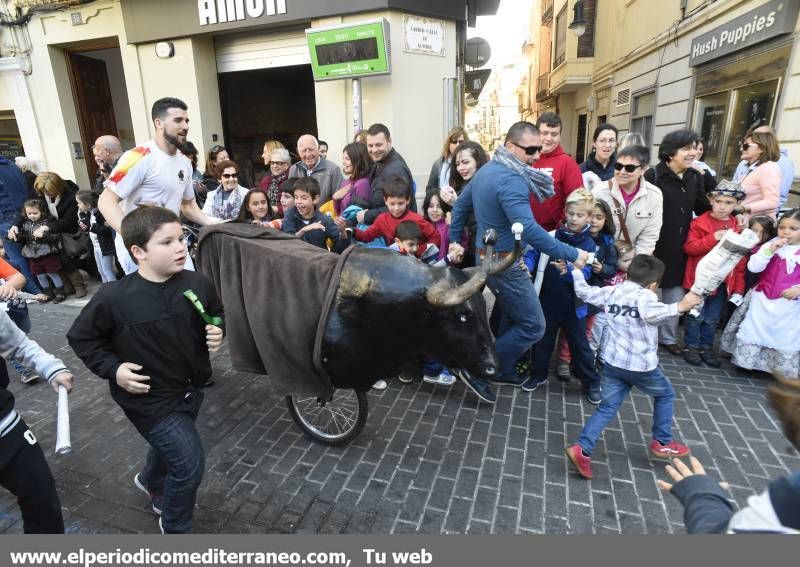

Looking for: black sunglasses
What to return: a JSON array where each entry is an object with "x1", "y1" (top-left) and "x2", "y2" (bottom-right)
[
  {"x1": 614, "y1": 162, "x2": 642, "y2": 173},
  {"x1": 221, "y1": 173, "x2": 238, "y2": 179},
  {"x1": 740, "y1": 142, "x2": 756, "y2": 151},
  {"x1": 511, "y1": 141, "x2": 543, "y2": 155}
]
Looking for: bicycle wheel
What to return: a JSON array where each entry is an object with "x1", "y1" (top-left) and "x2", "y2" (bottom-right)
[{"x1": 285, "y1": 389, "x2": 367, "y2": 446}]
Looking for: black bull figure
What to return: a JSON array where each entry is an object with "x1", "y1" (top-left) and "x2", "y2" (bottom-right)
[
  {"x1": 323, "y1": 229, "x2": 521, "y2": 390},
  {"x1": 196, "y1": 223, "x2": 522, "y2": 396}
]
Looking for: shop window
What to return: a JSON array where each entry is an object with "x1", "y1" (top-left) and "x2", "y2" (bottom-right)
[
  {"x1": 576, "y1": 113, "x2": 588, "y2": 164},
  {"x1": 554, "y1": 5, "x2": 567, "y2": 67},
  {"x1": 631, "y1": 91, "x2": 655, "y2": 148},
  {"x1": 693, "y1": 78, "x2": 779, "y2": 178},
  {"x1": 0, "y1": 111, "x2": 24, "y2": 160}
]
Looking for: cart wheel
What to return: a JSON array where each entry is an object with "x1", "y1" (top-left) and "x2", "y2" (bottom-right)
[{"x1": 286, "y1": 389, "x2": 367, "y2": 446}]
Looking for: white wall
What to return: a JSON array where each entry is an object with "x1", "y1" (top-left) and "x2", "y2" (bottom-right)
[{"x1": 311, "y1": 12, "x2": 459, "y2": 188}]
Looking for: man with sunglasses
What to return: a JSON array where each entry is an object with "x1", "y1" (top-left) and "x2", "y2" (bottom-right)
[
  {"x1": 449, "y1": 121, "x2": 589, "y2": 403},
  {"x1": 532, "y1": 112, "x2": 585, "y2": 231},
  {"x1": 100, "y1": 97, "x2": 217, "y2": 274}
]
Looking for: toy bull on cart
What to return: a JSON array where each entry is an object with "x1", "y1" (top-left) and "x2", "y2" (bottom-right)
[{"x1": 196, "y1": 222, "x2": 523, "y2": 445}]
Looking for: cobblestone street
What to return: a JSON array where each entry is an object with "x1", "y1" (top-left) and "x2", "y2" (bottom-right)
[{"x1": 0, "y1": 298, "x2": 796, "y2": 535}]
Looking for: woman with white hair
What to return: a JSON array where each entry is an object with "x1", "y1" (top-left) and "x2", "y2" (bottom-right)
[{"x1": 259, "y1": 148, "x2": 291, "y2": 216}]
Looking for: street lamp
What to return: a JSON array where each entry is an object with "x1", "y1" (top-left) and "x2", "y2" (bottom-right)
[{"x1": 568, "y1": 0, "x2": 587, "y2": 37}]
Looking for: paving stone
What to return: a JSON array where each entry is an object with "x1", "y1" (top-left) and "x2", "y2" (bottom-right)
[{"x1": 2, "y1": 303, "x2": 787, "y2": 535}]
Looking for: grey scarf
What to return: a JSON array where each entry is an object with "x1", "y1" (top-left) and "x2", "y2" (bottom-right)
[{"x1": 493, "y1": 146, "x2": 555, "y2": 202}]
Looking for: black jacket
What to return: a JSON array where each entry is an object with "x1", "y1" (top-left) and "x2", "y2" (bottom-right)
[
  {"x1": 79, "y1": 208, "x2": 116, "y2": 256},
  {"x1": 364, "y1": 148, "x2": 417, "y2": 225},
  {"x1": 425, "y1": 157, "x2": 447, "y2": 194},
  {"x1": 580, "y1": 152, "x2": 616, "y2": 182},
  {"x1": 645, "y1": 163, "x2": 710, "y2": 288},
  {"x1": 67, "y1": 271, "x2": 224, "y2": 435}
]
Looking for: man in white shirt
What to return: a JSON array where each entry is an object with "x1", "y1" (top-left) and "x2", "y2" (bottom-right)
[{"x1": 99, "y1": 98, "x2": 215, "y2": 274}]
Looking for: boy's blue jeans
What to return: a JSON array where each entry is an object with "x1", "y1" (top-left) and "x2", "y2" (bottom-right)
[
  {"x1": 684, "y1": 285, "x2": 727, "y2": 350},
  {"x1": 140, "y1": 403, "x2": 205, "y2": 534},
  {"x1": 577, "y1": 363, "x2": 675, "y2": 455},
  {"x1": 531, "y1": 308, "x2": 600, "y2": 393},
  {"x1": 485, "y1": 260, "x2": 545, "y2": 380}
]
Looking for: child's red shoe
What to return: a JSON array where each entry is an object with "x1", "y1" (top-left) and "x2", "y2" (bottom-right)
[
  {"x1": 565, "y1": 444, "x2": 593, "y2": 479},
  {"x1": 649, "y1": 439, "x2": 690, "y2": 459}
]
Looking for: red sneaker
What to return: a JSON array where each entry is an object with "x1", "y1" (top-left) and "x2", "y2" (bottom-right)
[
  {"x1": 565, "y1": 444, "x2": 593, "y2": 479},
  {"x1": 649, "y1": 439, "x2": 690, "y2": 459}
]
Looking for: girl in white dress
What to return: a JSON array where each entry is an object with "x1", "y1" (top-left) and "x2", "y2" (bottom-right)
[{"x1": 732, "y1": 209, "x2": 800, "y2": 377}]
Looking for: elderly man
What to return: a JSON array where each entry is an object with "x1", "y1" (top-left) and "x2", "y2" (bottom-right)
[
  {"x1": 92, "y1": 135, "x2": 123, "y2": 194},
  {"x1": 287, "y1": 135, "x2": 343, "y2": 205}
]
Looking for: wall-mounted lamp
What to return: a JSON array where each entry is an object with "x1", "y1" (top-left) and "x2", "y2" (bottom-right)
[{"x1": 568, "y1": 1, "x2": 587, "y2": 37}]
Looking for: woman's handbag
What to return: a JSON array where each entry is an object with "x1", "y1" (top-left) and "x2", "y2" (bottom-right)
[{"x1": 61, "y1": 230, "x2": 90, "y2": 259}]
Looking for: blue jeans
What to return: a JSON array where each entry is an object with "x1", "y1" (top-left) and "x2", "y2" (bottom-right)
[
  {"x1": 140, "y1": 404, "x2": 205, "y2": 534},
  {"x1": 577, "y1": 363, "x2": 675, "y2": 455},
  {"x1": 531, "y1": 308, "x2": 600, "y2": 392},
  {"x1": 0, "y1": 219, "x2": 42, "y2": 294},
  {"x1": 485, "y1": 260, "x2": 545, "y2": 379},
  {"x1": 684, "y1": 285, "x2": 727, "y2": 349}
]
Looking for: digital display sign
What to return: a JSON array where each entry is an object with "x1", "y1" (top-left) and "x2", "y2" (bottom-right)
[{"x1": 306, "y1": 19, "x2": 391, "y2": 81}]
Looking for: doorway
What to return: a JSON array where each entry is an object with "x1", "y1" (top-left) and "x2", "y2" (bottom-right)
[
  {"x1": 66, "y1": 41, "x2": 134, "y2": 181},
  {"x1": 218, "y1": 64, "x2": 317, "y2": 188}
]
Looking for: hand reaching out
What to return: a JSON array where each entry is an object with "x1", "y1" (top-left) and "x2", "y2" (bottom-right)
[{"x1": 657, "y1": 456, "x2": 729, "y2": 492}]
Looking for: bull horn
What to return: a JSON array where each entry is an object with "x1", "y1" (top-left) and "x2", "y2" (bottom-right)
[
  {"x1": 426, "y1": 268, "x2": 487, "y2": 307},
  {"x1": 486, "y1": 222, "x2": 524, "y2": 275}
]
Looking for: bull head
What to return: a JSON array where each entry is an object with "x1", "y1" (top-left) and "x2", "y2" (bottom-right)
[{"x1": 426, "y1": 223, "x2": 524, "y2": 307}]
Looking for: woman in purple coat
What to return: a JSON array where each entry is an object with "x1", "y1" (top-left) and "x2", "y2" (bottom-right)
[{"x1": 332, "y1": 142, "x2": 372, "y2": 216}]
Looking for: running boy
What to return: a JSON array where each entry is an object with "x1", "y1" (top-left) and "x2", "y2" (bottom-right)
[
  {"x1": 565, "y1": 255, "x2": 701, "y2": 479},
  {"x1": 67, "y1": 206, "x2": 224, "y2": 533},
  {"x1": 281, "y1": 177, "x2": 340, "y2": 250},
  {"x1": 334, "y1": 176, "x2": 440, "y2": 249}
]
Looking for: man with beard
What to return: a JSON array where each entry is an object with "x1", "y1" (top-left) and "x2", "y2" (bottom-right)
[
  {"x1": 92, "y1": 135, "x2": 123, "y2": 195},
  {"x1": 99, "y1": 98, "x2": 215, "y2": 274}
]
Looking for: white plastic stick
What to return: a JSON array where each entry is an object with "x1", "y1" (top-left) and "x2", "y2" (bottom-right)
[{"x1": 55, "y1": 385, "x2": 71, "y2": 455}]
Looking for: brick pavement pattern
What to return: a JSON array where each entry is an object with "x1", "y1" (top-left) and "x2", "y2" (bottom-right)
[{"x1": 0, "y1": 300, "x2": 796, "y2": 534}]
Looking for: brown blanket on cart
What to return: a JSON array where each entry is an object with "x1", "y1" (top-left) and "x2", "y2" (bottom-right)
[{"x1": 197, "y1": 222, "x2": 348, "y2": 397}]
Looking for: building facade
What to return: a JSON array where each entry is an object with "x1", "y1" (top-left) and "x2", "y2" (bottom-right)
[
  {"x1": 520, "y1": 0, "x2": 800, "y2": 197},
  {"x1": 0, "y1": 0, "x2": 498, "y2": 189}
]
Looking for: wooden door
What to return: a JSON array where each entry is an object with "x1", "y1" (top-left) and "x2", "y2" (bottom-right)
[{"x1": 68, "y1": 52, "x2": 118, "y2": 181}]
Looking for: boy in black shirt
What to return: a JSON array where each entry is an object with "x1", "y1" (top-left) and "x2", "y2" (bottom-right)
[{"x1": 67, "y1": 206, "x2": 224, "y2": 534}]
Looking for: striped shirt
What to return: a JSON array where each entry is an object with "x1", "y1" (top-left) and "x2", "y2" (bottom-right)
[{"x1": 572, "y1": 269, "x2": 678, "y2": 372}]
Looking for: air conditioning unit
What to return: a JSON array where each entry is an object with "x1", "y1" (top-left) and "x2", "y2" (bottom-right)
[{"x1": 616, "y1": 88, "x2": 631, "y2": 107}]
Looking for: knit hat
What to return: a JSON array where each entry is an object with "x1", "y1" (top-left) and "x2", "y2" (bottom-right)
[{"x1": 709, "y1": 179, "x2": 745, "y2": 201}]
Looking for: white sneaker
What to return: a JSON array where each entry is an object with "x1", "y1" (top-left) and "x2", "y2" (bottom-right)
[
  {"x1": 134, "y1": 473, "x2": 162, "y2": 515},
  {"x1": 371, "y1": 380, "x2": 388, "y2": 390},
  {"x1": 423, "y1": 370, "x2": 456, "y2": 386},
  {"x1": 20, "y1": 368, "x2": 39, "y2": 384}
]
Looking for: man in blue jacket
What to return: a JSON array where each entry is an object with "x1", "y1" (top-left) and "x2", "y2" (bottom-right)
[
  {"x1": 450, "y1": 121, "x2": 588, "y2": 403},
  {"x1": 0, "y1": 156, "x2": 40, "y2": 293}
]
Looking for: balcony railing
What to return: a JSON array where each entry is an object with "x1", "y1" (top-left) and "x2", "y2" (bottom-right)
[
  {"x1": 542, "y1": 0, "x2": 554, "y2": 24},
  {"x1": 13, "y1": 0, "x2": 73, "y2": 6},
  {"x1": 536, "y1": 72, "x2": 550, "y2": 102}
]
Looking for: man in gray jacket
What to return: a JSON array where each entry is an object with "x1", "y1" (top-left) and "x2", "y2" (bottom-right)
[{"x1": 288, "y1": 135, "x2": 344, "y2": 205}]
